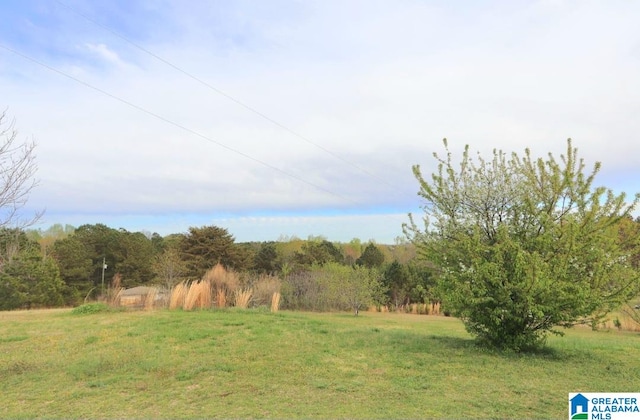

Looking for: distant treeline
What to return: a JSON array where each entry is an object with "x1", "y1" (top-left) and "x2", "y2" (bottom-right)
[{"x1": 0, "y1": 223, "x2": 435, "y2": 311}]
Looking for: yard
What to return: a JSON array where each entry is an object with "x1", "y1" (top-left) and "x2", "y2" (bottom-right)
[{"x1": 1, "y1": 308, "x2": 639, "y2": 418}]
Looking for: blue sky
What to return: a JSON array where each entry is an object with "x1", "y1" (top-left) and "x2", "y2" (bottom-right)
[{"x1": 1, "y1": 0, "x2": 639, "y2": 242}]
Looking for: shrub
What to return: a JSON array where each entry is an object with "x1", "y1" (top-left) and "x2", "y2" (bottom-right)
[
  {"x1": 250, "y1": 274, "x2": 281, "y2": 307},
  {"x1": 71, "y1": 302, "x2": 112, "y2": 315}
]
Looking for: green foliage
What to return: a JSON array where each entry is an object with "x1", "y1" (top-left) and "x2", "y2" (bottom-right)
[
  {"x1": 179, "y1": 225, "x2": 251, "y2": 279},
  {"x1": 382, "y1": 261, "x2": 410, "y2": 308},
  {"x1": 70, "y1": 302, "x2": 112, "y2": 315},
  {"x1": 406, "y1": 139, "x2": 640, "y2": 351},
  {"x1": 51, "y1": 224, "x2": 158, "y2": 300},
  {"x1": 381, "y1": 260, "x2": 437, "y2": 309},
  {"x1": 281, "y1": 263, "x2": 385, "y2": 314},
  {"x1": 0, "y1": 229, "x2": 67, "y2": 310},
  {"x1": 356, "y1": 243, "x2": 385, "y2": 268},
  {"x1": 116, "y1": 230, "x2": 156, "y2": 286},
  {"x1": 294, "y1": 239, "x2": 343, "y2": 266},
  {"x1": 253, "y1": 241, "x2": 280, "y2": 274}
]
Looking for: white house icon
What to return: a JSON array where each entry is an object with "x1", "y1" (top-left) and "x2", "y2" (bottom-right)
[{"x1": 570, "y1": 394, "x2": 589, "y2": 419}]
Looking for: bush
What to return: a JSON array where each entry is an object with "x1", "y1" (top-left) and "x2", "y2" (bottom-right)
[{"x1": 70, "y1": 302, "x2": 112, "y2": 315}]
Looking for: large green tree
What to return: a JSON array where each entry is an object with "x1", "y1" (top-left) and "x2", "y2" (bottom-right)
[
  {"x1": 0, "y1": 229, "x2": 66, "y2": 309},
  {"x1": 294, "y1": 239, "x2": 343, "y2": 266},
  {"x1": 405, "y1": 139, "x2": 640, "y2": 351},
  {"x1": 253, "y1": 241, "x2": 281, "y2": 274},
  {"x1": 52, "y1": 224, "x2": 157, "y2": 299},
  {"x1": 179, "y1": 225, "x2": 250, "y2": 279},
  {"x1": 356, "y1": 243, "x2": 385, "y2": 268},
  {"x1": 318, "y1": 263, "x2": 385, "y2": 315}
]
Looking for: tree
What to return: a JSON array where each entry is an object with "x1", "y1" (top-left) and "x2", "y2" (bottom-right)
[
  {"x1": 294, "y1": 239, "x2": 343, "y2": 266},
  {"x1": 153, "y1": 247, "x2": 186, "y2": 289},
  {"x1": 179, "y1": 225, "x2": 250, "y2": 279},
  {"x1": 382, "y1": 261, "x2": 411, "y2": 309},
  {"x1": 52, "y1": 224, "x2": 157, "y2": 299},
  {"x1": 405, "y1": 139, "x2": 640, "y2": 351},
  {"x1": 116, "y1": 230, "x2": 156, "y2": 286},
  {"x1": 51, "y1": 231, "x2": 93, "y2": 302},
  {"x1": 617, "y1": 215, "x2": 640, "y2": 269},
  {"x1": 0, "y1": 229, "x2": 66, "y2": 310},
  {"x1": 342, "y1": 238, "x2": 363, "y2": 265},
  {"x1": 356, "y1": 243, "x2": 385, "y2": 268},
  {"x1": 318, "y1": 263, "x2": 385, "y2": 315},
  {"x1": 253, "y1": 241, "x2": 280, "y2": 274},
  {"x1": 0, "y1": 110, "x2": 42, "y2": 228},
  {"x1": 27, "y1": 224, "x2": 75, "y2": 258}
]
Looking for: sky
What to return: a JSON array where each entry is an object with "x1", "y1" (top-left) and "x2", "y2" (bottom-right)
[{"x1": 1, "y1": 0, "x2": 639, "y2": 243}]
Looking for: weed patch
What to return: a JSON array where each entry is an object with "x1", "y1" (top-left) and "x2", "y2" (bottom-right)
[{"x1": 70, "y1": 302, "x2": 113, "y2": 315}]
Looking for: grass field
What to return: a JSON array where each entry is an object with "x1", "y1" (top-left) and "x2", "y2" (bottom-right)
[{"x1": 1, "y1": 308, "x2": 639, "y2": 419}]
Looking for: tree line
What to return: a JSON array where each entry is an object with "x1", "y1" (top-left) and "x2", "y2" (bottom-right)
[{"x1": 0, "y1": 223, "x2": 434, "y2": 312}]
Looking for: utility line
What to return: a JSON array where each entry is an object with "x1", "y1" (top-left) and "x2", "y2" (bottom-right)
[
  {"x1": 0, "y1": 43, "x2": 408, "y2": 225},
  {"x1": 0, "y1": 44, "x2": 345, "y2": 203},
  {"x1": 53, "y1": 0, "x2": 409, "y2": 198}
]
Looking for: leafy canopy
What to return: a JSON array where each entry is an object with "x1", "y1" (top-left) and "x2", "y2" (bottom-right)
[{"x1": 405, "y1": 139, "x2": 640, "y2": 351}]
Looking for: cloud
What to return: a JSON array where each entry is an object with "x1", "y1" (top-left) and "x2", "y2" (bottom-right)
[
  {"x1": 83, "y1": 42, "x2": 128, "y2": 68},
  {"x1": 3, "y1": 0, "x2": 640, "y2": 240}
]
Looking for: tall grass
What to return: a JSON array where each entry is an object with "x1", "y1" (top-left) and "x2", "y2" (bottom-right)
[
  {"x1": 203, "y1": 264, "x2": 239, "y2": 294},
  {"x1": 600, "y1": 307, "x2": 640, "y2": 332},
  {"x1": 251, "y1": 274, "x2": 281, "y2": 307},
  {"x1": 169, "y1": 265, "x2": 242, "y2": 310},
  {"x1": 143, "y1": 287, "x2": 158, "y2": 311},
  {"x1": 427, "y1": 302, "x2": 441, "y2": 315},
  {"x1": 215, "y1": 289, "x2": 226, "y2": 308},
  {"x1": 183, "y1": 280, "x2": 212, "y2": 310},
  {"x1": 271, "y1": 292, "x2": 281, "y2": 312},
  {"x1": 234, "y1": 288, "x2": 253, "y2": 309},
  {"x1": 169, "y1": 282, "x2": 188, "y2": 310},
  {"x1": 107, "y1": 273, "x2": 123, "y2": 307}
]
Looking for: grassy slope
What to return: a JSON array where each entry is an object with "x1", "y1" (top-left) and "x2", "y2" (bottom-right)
[{"x1": 1, "y1": 309, "x2": 639, "y2": 419}]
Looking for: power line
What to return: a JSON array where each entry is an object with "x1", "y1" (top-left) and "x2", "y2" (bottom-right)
[
  {"x1": 53, "y1": 0, "x2": 409, "y2": 198},
  {"x1": 0, "y1": 43, "x2": 409, "y2": 225}
]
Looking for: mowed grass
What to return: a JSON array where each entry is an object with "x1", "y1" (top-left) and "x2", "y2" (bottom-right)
[{"x1": 1, "y1": 309, "x2": 639, "y2": 419}]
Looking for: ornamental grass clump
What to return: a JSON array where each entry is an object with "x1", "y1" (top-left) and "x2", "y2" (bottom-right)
[
  {"x1": 215, "y1": 289, "x2": 226, "y2": 308},
  {"x1": 234, "y1": 288, "x2": 253, "y2": 309},
  {"x1": 169, "y1": 282, "x2": 188, "y2": 310},
  {"x1": 107, "y1": 273, "x2": 123, "y2": 307},
  {"x1": 143, "y1": 287, "x2": 158, "y2": 311},
  {"x1": 183, "y1": 279, "x2": 212, "y2": 310},
  {"x1": 202, "y1": 264, "x2": 239, "y2": 308},
  {"x1": 251, "y1": 274, "x2": 281, "y2": 307},
  {"x1": 271, "y1": 292, "x2": 281, "y2": 313}
]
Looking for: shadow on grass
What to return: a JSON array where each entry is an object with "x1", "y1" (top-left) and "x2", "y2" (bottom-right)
[{"x1": 369, "y1": 328, "x2": 585, "y2": 362}]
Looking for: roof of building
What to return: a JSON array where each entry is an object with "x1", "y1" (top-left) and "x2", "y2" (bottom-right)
[{"x1": 119, "y1": 286, "x2": 159, "y2": 296}]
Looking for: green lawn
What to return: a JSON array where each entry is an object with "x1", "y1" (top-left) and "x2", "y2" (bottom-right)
[{"x1": 1, "y1": 308, "x2": 639, "y2": 418}]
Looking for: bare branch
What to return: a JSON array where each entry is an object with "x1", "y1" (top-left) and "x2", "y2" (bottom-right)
[{"x1": 0, "y1": 110, "x2": 43, "y2": 228}]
